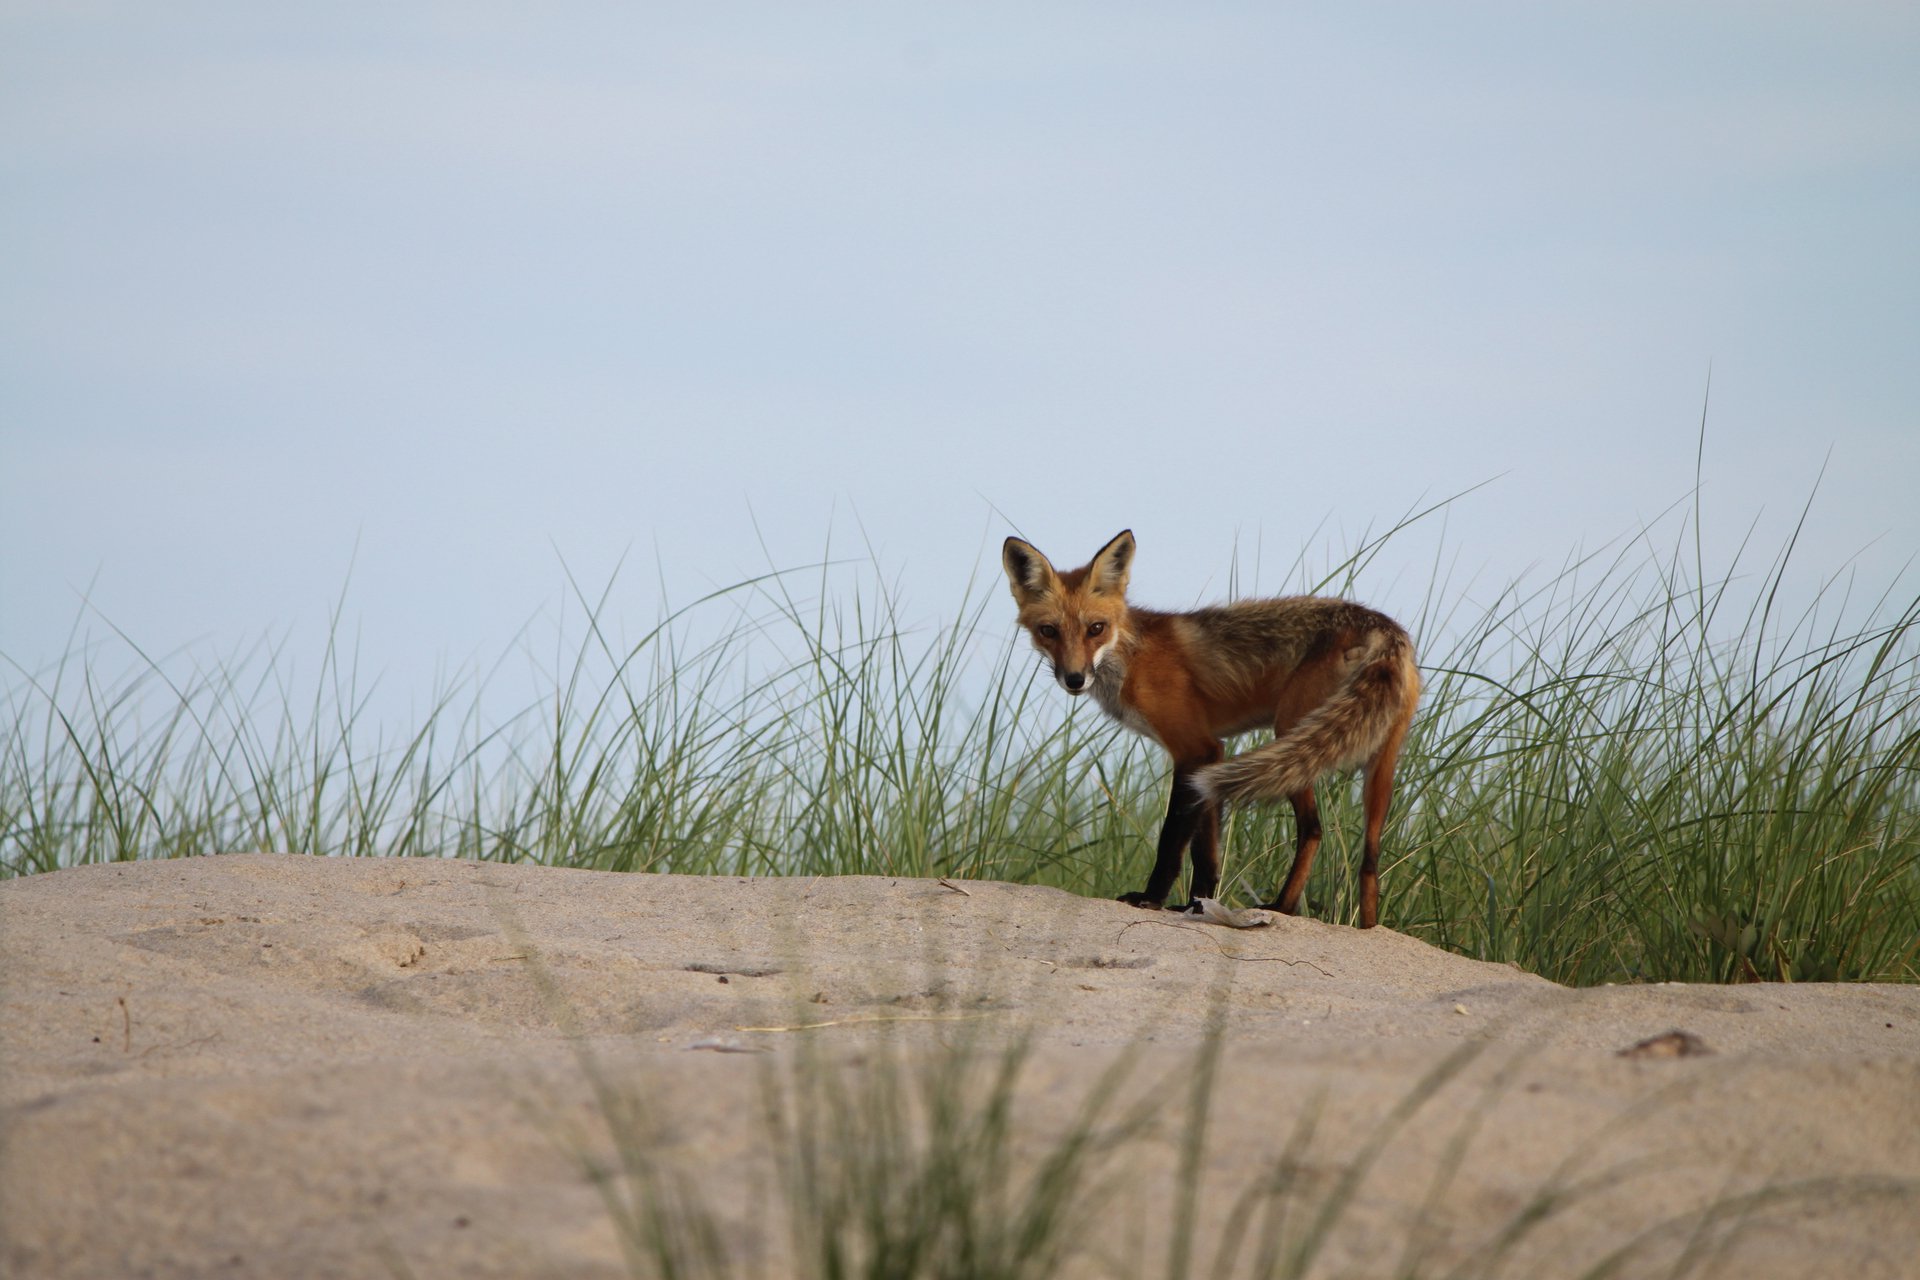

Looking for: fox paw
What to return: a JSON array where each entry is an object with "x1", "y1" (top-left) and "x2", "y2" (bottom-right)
[{"x1": 1117, "y1": 891, "x2": 1168, "y2": 910}]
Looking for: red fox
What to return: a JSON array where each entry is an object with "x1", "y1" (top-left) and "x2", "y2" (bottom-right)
[{"x1": 1002, "y1": 529, "x2": 1419, "y2": 928}]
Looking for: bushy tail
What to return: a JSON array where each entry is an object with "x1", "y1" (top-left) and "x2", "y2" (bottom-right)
[{"x1": 1195, "y1": 628, "x2": 1419, "y2": 805}]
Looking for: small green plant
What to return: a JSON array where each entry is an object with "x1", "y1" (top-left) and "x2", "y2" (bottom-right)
[
  {"x1": 555, "y1": 1024, "x2": 1152, "y2": 1280},
  {"x1": 763, "y1": 1035, "x2": 1147, "y2": 1280}
]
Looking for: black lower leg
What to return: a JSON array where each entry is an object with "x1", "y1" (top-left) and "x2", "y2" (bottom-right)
[
  {"x1": 1120, "y1": 767, "x2": 1209, "y2": 907},
  {"x1": 1186, "y1": 797, "x2": 1221, "y2": 903}
]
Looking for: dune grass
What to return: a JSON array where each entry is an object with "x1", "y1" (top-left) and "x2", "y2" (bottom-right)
[
  {"x1": 557, "y1": 1013, "x2": 1914, "y2": 1280},
  {"x1": 4, "y1": 501, "x2": 1917, "y2": 986}
]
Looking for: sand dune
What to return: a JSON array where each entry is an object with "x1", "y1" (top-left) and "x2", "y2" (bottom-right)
[{"x1": 3, "y1": 853, "x2": 1916, "y2": 1278}]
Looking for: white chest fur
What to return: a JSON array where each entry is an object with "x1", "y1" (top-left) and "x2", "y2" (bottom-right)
[{"x1": 1090, "y1": 662, "x2": 1159, "y2": 744}]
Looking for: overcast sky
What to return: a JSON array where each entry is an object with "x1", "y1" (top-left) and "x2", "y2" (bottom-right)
[{"x1": 5, "y1": 4, "x2": 1916, "y2": 719}]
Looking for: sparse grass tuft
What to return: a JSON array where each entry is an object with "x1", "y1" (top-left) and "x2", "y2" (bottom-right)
[{"x1": 557, "y1": 1018, "x2": 1917, "y2": 1280}]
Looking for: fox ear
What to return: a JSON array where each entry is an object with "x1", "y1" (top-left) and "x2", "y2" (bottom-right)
[
  {"x1": 1088, "y1": 529, "x2": 1134, "y2": 596},
  {"x1": 1002, "y1": 537, "x2": 1058, "y2": 604}
]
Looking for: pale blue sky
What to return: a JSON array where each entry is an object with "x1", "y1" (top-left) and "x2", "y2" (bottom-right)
[{"x1": 5, "y1": 4, "x2": 1916, "y2": 715}]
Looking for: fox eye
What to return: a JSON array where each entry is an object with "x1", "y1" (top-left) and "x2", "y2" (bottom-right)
[
  {"x1": 1087, "y1": 621, "x2": 1106, "y2": 637},
  {"x1": 1037, "y1": 624, "x2": 1059, "y2": 639}
]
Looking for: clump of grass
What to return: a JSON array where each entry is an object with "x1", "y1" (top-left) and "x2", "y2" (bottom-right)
[
  {"x1": 763, "y1": 1035, "x2": 1147, "y2": 1280},
  {"x1": 1391, "y1": 511, "x2": 1920, "y2": 984},
  {"x1": 551, "y1": 1013, "x2": 1152, "y2": 1280},
  {"x1": 0, "y1": 562, "x2": 1136, "y2": 887},
  {"x1": 4, "y1": 493, "x2": 1917, "y2": 984},
  {"x1": 562, "y1": 1018, "x2": 1916, "y2": 1280}
]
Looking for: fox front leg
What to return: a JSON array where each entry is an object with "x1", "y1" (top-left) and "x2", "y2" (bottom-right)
[{"x1": 1119, "y1": 751, "x2": 1221, "y2": 910}]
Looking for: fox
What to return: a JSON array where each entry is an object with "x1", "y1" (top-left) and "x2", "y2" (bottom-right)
[{"x1": 1002, "y1": 529, "x2": 1419, "y2": 928}]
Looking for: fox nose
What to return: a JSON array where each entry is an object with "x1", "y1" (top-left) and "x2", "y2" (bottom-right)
[{"x1": 1062, "y1": 671, "x2": 1088, "y2": 693}]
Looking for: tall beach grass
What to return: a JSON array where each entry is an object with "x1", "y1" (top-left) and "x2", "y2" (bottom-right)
[{"x1": 5, "y1": 502, "x2": 1917, "y2": 986}]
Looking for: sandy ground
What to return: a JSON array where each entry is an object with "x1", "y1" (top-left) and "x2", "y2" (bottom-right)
[{"x1": 2, "y1": 853, "x2": 1917, "y2": 1279}]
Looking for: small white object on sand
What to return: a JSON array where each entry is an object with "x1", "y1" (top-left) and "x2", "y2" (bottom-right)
[{"x1": 1190, "y1": 897, "x2": 1277, "y2": 929}]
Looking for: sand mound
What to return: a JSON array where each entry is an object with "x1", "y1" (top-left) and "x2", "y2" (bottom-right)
[{"x1": 3, "y1": 854, "x2": 1916, "y2": 1278}]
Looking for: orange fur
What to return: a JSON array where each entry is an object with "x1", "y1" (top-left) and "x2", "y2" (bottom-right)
[{"x1": 1003, "y1": 529, "x2": 1419, "y2": 927}]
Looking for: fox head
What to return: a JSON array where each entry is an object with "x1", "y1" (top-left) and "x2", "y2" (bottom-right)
[{"x1": 1001, "y1": 529, "x2": 1135, "y2": 696}]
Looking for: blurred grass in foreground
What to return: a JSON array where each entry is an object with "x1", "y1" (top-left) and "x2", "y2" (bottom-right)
[{"x1": 563, "y1": 1017, "x2": 1916, "y2": 1280}]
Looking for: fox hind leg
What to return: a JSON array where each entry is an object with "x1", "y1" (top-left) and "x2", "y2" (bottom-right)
[
  {"x1": 1264, "y1": 787, "x2": 1322, "y2": 915},
  {"x1": 1356, "y1": 715, "x2": 1413, "y2": 928},
  {"x1": 1255, "y1": 649, "x2": 1350, "y2": 916}
]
